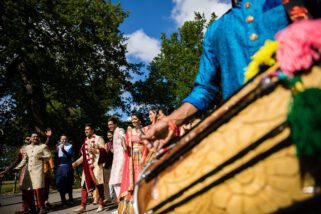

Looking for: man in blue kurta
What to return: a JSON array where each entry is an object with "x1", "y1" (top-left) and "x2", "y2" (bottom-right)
[
  {"x1": 142, "y1": 0, "x2": 290, "y2": 148},
  {"x1": 183, "y1": 0, "x2": 289, "y2": 110}
]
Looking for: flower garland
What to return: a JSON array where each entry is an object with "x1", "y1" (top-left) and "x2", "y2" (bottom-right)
[
  {"x1": 84, "y1": 135, "x2": 96, "y2": 168},
  {"x1": 244, "y1": 40, "x2": 278, "y2": 83}
]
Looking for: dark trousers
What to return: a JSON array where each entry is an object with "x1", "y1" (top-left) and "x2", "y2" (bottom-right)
[
  {"x1": 81, "y1": 184, "x2": 104, "y2": 207},
  {"x1": 44, "y1": 175, "x2": 51, "y2": 201},
  {"x1": 59, "y1": 189, "x2": 73, "y2": 202},
  {"x1": 56, "y1": 165, "x2": 74, "y2": 202},
  {"x1": 21, "y1": 190, "x2": 35, "y2": 211}
]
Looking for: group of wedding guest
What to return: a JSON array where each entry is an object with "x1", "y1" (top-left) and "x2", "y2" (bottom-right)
[
  {"x1": 71, "y1": 109, "x2": 172, "y2": 214},
  {"x1": 0, "y1": 130, "x2": 75, "y2": 214},
  {"x1": 71, "y1": 118, "x2": 126, "y2": 213},
  {"x1": 0, "y1": 120, "x2": 124, "y2": 214},
  {"x1": 70, "y1": 116, "x2": 142, "y2": 214},
  {"x1": 0, "y1": 108, "x2": 199, "y2": 214},
  {"x1": 117, "y1": 107, "x2": 186, "y2": 213},
  {"x1": 70, "y1": 108, "x2": 197, "y2": 214}
]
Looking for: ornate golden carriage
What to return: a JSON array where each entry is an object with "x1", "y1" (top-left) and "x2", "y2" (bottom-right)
[{"x1": 134, "y1": 63, "x2": 321, "y2": 213}]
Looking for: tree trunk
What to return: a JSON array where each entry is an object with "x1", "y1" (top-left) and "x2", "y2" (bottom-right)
[{"x1": 18, "y1": 61, "x2": 47, "y2": 133}]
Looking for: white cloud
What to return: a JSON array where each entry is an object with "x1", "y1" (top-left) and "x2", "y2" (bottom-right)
[
  {"x1": 171, "y1": 0, "x2": 231, "y2": 26},
  {"x1": 125, "y1": 29, "x2": 161, "y2": 63}
]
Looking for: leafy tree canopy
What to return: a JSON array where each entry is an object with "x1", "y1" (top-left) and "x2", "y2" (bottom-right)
[
  {"x1": 0, "y1": 0, "x2": 139, "y2": 156},
  {"x1": 131, "y1": 12, "x2": 216, "y2": 110}
]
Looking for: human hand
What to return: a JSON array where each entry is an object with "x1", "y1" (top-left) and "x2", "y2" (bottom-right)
[
  {"x1": 72, "y1": 162, "x2": 77, "y2": 169},
  {"x1": 0, "y1": 171, "x2": 5, "y2": 179},
  {"x1": 12, "y1": 168, "x2": 19, "y2": 173},
  {"x1": 88, "y1": 147, "x2": 97, "y2": 154},
  {"x1": 105, "y1": 144, "x2": 110, "y2": 152},
  {"x1": 121, "y1": 140, "x2": 127, "y2": 152},
  {"x1": 107, "y1": 143, "x2": 112, "y2": 152},
  {"x1": 141, "y1": 118, "x2": 177, "y2": 151},
  {"x1": 45, "y1": 128, "x2": 52, "y2": 137}
]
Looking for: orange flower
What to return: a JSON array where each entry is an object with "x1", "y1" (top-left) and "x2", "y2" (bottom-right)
[{"x1": 290, "y1": 6, "x2": 309, "y2": 21}]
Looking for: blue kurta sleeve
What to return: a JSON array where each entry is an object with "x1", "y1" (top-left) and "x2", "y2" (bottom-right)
[
  {"x1": 68, "y1": 146, "x2": 74, "y2": 156},
  {"x1": 182, "y1": 21, "x2": 221, "y2": 111}
]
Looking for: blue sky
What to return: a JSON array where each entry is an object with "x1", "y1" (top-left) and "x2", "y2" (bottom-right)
[
  {"x1": 112, "y1": 0, "x2": 175, "y2": 38},
  {"x1": 109, "y1": 0, "x2": 232, "y2": 118},
  {"x1": 111, "y1": 0, "x2": 232, "y2": 64}
]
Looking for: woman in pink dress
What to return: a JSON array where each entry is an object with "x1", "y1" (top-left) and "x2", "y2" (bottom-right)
[{"x1": 118, "y1": 112, "x2": 148, "y2": 214}]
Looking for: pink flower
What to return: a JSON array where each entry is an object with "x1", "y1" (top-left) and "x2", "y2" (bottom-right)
[{"x1": 276, "y1": 19, "x2": 321, "y2": 76}]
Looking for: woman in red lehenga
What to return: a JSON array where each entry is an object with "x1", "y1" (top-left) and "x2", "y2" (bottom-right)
[{"x1": 118, "y1": 112, "x2": 149, "y2": 213}]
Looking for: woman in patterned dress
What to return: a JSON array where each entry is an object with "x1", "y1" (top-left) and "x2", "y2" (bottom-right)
[{"x1": 118, "y1": 112, "x2": 148, "y2": 214}]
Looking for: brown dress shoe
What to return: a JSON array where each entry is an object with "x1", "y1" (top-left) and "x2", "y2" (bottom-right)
[{"x1": 72, "y1": 206, "x2": 86, "y2": 213}]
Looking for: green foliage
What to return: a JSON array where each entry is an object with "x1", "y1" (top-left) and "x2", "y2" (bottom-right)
[
  {"x1": 0, "y1": 181, "x2": 20, "y2": 194},
  {"x1": 131, "y1": 12, "x2": 216, "y2": 109},
  {"x1": 0, "y1": 0, "x2": 138, "y2": 156}
]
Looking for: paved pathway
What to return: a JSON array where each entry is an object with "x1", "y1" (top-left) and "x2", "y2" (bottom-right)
[{"x1": 0, "y1": 189, "x2": 117, "y2": 213}]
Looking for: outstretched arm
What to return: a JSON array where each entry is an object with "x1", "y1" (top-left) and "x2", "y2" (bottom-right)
[
  {"x1": 141, "y1": 22, "x2": 221, "y2": 151},
  {"x1": 45, "y1": 128, "x2": 52, "y2": 145},
  {"x1": 0, "y1": 152, "x2": 23, "y2": 177},
  {"x1": 72, "y1": 156, "x2": 83, "y2": 169},
  {"x1": 141, "y1": 102, "x2": 198, "y2": 151},
  {"x1": 61, "y1": 145, "x2": 74, "y2": 159},
  {"x1": 14, "y1": 155, "x2": 28, "y2": 171}
]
